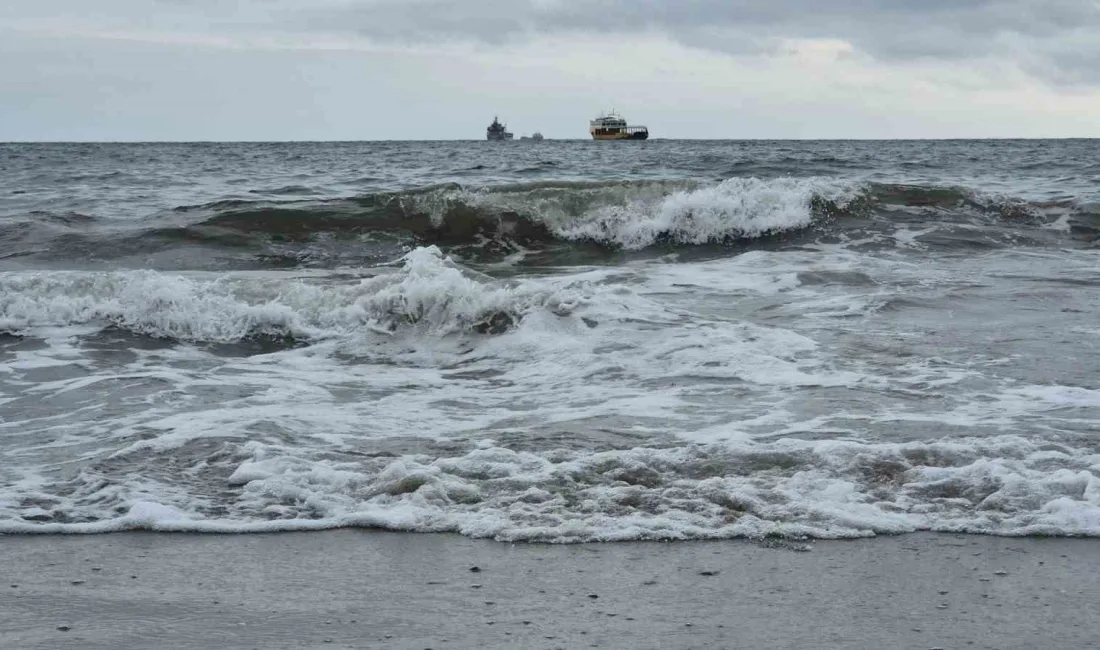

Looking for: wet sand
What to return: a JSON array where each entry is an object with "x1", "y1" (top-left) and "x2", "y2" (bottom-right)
[{"x1": 1, "y1": 531, "x2": 1097, "y2": 649}]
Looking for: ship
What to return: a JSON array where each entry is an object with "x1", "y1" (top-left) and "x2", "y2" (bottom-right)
[
  {"x1": 589, "y1": 111, "x2": 648, "y2": 140},
  {"x1": 520, "y1": 132, "x2": 544, "y2": 141},
  {"x1": 486, "y1": 116, "x2": 514, "y2": 141}
]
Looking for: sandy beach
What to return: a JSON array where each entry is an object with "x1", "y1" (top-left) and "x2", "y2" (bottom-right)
[{"x1": 2, "y1": 531, "x2": 1097, "y2": 649}]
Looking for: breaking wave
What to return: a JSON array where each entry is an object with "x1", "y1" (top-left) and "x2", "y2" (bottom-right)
[
  {"x1": 0, "y1": 246, "x2": 591, "y2": 344},
  {"x1": 158, "y1": 177, "x2": 1091, "y2": 250},
  {"x1": 3, "y1": 178, "x2": 1093, "y2": 269},
  {"x1": 162, "y1": 177, "x2": 859, "y2": 250}
]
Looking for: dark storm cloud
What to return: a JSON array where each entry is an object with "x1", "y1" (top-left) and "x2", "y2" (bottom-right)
[{"x1": 296, "y1": 0, "x2": 1100, "y2": 82}]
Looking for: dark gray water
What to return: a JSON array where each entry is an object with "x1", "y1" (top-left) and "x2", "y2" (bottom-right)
[{"x1": 2, "y1": 139, "x2": 1099, "y2": 541}]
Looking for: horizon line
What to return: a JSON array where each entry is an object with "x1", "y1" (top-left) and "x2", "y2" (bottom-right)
[{"x1": 3, "y1": 136, "x2": 1098, "y2": 144}]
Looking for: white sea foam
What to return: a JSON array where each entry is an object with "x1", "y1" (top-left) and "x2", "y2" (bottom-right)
[
  {"x1": 3, "y1": 242, "x2": 1099, "y2": 542},
  {"x1": 553, "y1": 177, "x2": 861, "y2": 249},
  {"x1": 3, "y1": 434, "x2": 1099, "y2": 541},
  {"x1": 0, "y1": 246, "x2": 591, "y2": 342}
]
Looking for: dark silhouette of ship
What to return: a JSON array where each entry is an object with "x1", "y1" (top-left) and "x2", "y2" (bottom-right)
[{"x1": 486, "y1": 116, "x2": 514, "y2": 141}]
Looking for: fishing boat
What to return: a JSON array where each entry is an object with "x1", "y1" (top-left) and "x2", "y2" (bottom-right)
[
  {"x1": 486, "y1": 116, "x2": 514, "y2": 141},
  {"x1": 589, "y1": 111, "x2": 648, "y2": 140}
]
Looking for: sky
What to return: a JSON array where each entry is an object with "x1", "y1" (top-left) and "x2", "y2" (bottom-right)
[{"x1": 2, "y1": 0, "x2": 1099, "y2": 140}]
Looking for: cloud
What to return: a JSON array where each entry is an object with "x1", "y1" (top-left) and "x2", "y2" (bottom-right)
[
  {"x1": 2, "y1": 0, "x2": 1098, "y2": 139},
  {"x1": 8, "y1": 0, "x2": 1100, "y2": 85},
  {"x1": 291, "y1": 0, "x2": 1100, "y2": 84}
]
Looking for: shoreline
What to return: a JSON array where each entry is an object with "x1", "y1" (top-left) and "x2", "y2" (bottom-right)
[{"x1": 2, "y1": 531, "x2": 1098, "y2": 649}]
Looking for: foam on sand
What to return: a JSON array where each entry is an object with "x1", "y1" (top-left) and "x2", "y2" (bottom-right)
[{"x1": 3, "y1": 431, "x2": 1098, "y2": 542}]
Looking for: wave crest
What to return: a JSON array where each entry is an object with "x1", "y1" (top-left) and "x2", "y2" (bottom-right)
[
  {"x1": 16, "y1": 179, "x2": 1086, "y2": 270},
  {"x1": 0, "y1": 246, "x2": 585, "y2": 344},
  {"x1": 169, "y1": 177, "x2": 862, "y2": 251},
  {"x1": 546, "y1": 177, "x2": 860, "y2": 248}
]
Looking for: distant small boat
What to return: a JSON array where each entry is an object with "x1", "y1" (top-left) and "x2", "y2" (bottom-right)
[
  {"x1": 590, "y1": 111, "x2": 648, "y2": 140},
  {"x1": 486, "y1": 116, "x2": 513, "y2": 141},
  {"x1": 520, "y1": 132, "x2": 544, "y2": 141}
]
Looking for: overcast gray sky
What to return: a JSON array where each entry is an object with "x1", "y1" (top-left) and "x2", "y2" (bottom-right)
[{"x1": 2, "y1": 0, "x2": 1099, "y2": 140}]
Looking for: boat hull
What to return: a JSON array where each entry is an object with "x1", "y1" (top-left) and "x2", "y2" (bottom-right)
[{"x1": 591, "y1": 131, "x2": 648, "y2": 140}]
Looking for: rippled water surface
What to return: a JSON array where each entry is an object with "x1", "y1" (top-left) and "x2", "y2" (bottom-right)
[{"x1": 1, "y1": 139, "x2": 1099, "y2": 541}]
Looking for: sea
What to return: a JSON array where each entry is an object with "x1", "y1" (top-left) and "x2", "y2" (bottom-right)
[{"x1": 1, "y1": 139, "x2": 1098, "y2": 542}]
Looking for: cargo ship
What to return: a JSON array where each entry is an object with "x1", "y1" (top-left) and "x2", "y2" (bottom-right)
[
  {"x1": 589, "y1": 111, "x2": 648, "y2": 140},
  {"x1": 486, "y1": 116, "x2": 514, "y2": 141}
]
